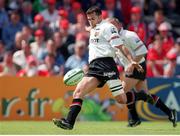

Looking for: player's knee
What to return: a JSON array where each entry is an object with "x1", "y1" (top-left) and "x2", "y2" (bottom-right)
[
  {"x1": 122, "y1": 82, "x2": 129, "y2": 93},
  {"x1": 73, "y1": 88, "x2": 83, "y2": 98},
  {"x1": 115, "y1": 93, "x2": 127, "y2": 104},
  {"x1": 73, "y1": 84, "x2": 86, "y2": 99}
]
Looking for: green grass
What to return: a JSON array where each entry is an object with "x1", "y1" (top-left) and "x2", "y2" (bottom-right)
[{"x1": 0, "y1": 121, "x2": 180, "y2": 135}]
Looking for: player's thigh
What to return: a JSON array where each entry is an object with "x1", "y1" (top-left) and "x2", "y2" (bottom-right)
[
  {"x1": 135, "y1": 79, "x2": 148, "y2": 93},
  {"x1": 122, "y1": 77, "x2": 139, "y2": 92},
  {"x1": 73, "y1": 76, "x2": 100, "y2": 99}
]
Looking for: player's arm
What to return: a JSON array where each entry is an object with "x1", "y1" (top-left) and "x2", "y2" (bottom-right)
[
  {"x1": 103, "y1": 24, "x2": 143, "y2": 72},
  {"x1": 115, "y1": 45, "x2": 143, "y2": 73},
  {"x1": 116, "y1": 45, "x2": 134, "y2": 63},
  {"x1": 133, "y1": 54, "x2": 145, "y2": 62},
  {"x1": 130, "y1": 33, "x2": 148, "y2": 62}
]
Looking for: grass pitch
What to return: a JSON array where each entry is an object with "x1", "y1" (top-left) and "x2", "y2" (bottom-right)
[{"x1": 0, "y1": 121, "x2": 180, "y2": 135}]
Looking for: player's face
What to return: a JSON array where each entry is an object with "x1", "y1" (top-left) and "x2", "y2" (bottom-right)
[{"x1": 87, "y1": 12, "x2": 101, "y2": 28}]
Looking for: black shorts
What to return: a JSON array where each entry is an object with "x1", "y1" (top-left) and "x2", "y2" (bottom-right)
[
  {"x1": 125, "y1": 61, "x2": 146, "y2": 81},
  {"x1": 85, "y1": 57, "x2": 119, "y2": 88}
]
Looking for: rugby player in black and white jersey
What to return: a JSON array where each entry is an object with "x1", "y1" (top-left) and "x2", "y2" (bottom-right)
[
  {"x1": 107, "y1": 18, "x2": 177, "y2": 127},
  {"x1": 52, "y1": 6, "x2": 153, "y2": 130}
]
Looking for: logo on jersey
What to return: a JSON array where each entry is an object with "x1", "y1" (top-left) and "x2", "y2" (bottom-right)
[
  {"x1": 111, "y1": 27, "x2": 117, "y2": 34},
  {"x1": 94, "y1": 32, "x2": 99, "y2": 37},
  {"x1": 103, "y1": 71, "x2": 116, "y2": 78},
  {"x1": 91, "y1": 38, "x2": 99, "y2": 43}
]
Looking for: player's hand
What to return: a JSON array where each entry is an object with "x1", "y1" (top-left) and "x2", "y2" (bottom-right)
[
  {"x1": 125, "y1": 62, "x2": 144, "y2": 75},
  {"x1": 125, "y1": 64, "x2": 134, "y2": 75},
  {"x1": 85, "y1": 26, "x2": 91, "y2": 32},
  {"x1": 131, "y1": 62, "x2": 144, "y2": 73}
]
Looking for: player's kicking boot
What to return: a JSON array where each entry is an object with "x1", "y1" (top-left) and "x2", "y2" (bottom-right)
[
  {"x1": 52, "y1": 118, "x2": 73, "y2": 130},
  {"x1": 127, "y1": 119, "x2": 141, "y2": 127},
  {"x1": 169, "y1": 109, "x2": 177, "y2": 127}
]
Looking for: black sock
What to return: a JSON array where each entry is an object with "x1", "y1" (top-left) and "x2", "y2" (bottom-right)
[
  {"x1": 66, "y1": 98, "x2": 83, "y2": 126},
  {"x1": 151, "y1": 94, "x2": 159, "y2": 104},
  {"x1": 127, "y1": 102, "x2": 140, "y2": 121},
  {"x1": 151, "y1": 94, "x2": 171, "y2": 116},
  {"x1": 126, "y1": 90, "x2": 148, "y2": 104},
  {"x1": 134, "y1": 90, "x2": 149, "y2": 101},
  {"x1": 126, "y1": 91, "x2": 135, "y2": 104}
]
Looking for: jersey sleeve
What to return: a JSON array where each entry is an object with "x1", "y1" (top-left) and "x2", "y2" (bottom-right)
[
  {"x1": 103, "y1": 24, "x2": 123, "y2": 48},
  {"x1": 129, "y1": 33, "x2": 147, "y2": 56}
]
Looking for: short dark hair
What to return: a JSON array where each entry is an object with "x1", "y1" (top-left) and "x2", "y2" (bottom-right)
[
  {"x1": 154, "y1": 9, "x2": 164, "y2": 16},
  {"x1": 86, "y1": 6, "x2": 102, "y2": 16}
]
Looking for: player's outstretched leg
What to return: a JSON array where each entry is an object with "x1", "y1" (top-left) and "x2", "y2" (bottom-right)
[
  {"x1": 127, "y1": 93, "x2": 178, "y2": 128},
  {"x1": 150, "y1": 94, "x2": 177, "y2": 127},
  {"x1": 53, "y1": 98, "x2": 83, "y2": 130}
]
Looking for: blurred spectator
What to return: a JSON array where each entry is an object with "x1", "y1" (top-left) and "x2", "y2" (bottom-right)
[
  {"x1": 164, "y1": 47, "x2": 177, "y2": 77},
  {"x1": 30, "y1": 29, "x2": 46, "y2": 61},
  {"x1": 75, "y1": 32, "x2": 88, "y2": 43},
  {"x1": 148, "y1": 10, "x2": 165, "y2": 39},
  {"x1": 41, "y1": 39, "x2": 65, "y2": 71},
  {"x1": 158, "y1": 22, "x2": 174, "y2": 55},
  {"x1": 14, "y1": 31, "x2": 25, "y2": 50},
  {"x1": 68, "y1": 1, "x2": 83, "y2": 24},
  {"x1": 58, "y1": 8, "x2": 68, "y2": 19},
  {"x1": 33, "y1": 0, "x2": 47, "y2": 13},
  {"x1": 104, "y1": 0, "x2": 124, "y2": 23},
  {"x1": 13, "y1": 40, "x2": 32, "y2": 70},
  {"x1": 17, "y1": 55, "x2": 38, "y2": 77},
  {"x1": 81, "y1": 0, "x2": 105, "y2": 11},
  {"x1": 174, "y1": 38, "x2": 180, "y2": 77},
  {"x1": 53, "y1": 31, "x2": 62, "y2": 51},
  {"x1": 40, "y1": 0, "x2": 59, "y2": 25},
  {"x1": 49, "y1": 8, "x2": 68, "y2": 32},
  {"x1": 0, "y1": 40, "x2": 5, "y2": 62},
  {"x1": 68, "y1": 32, "x2": 88, "y2": 55},
  {"x1": 20, "y1": 1, "x2": 34, "y2": 25},
  {"x1": 0, "y1": 51, "x2": 17, "y2": 76},
  {"x1": 147, "y1": 35, "x2": 164, "y2": 77},
  {"x1": 70, "y1": 13, "x2": 88, "y2": 36},
  {"x1": 38, "y1": 53, "x2": 62, "y2": 76},
  {"x1": 131, "y1": 0, "x2": 144, "y2": 8},
  {"x1": 118, "y1": 0, "x2": 132, "y2": 25},
  {"x1": 59, "y1": 19, "x2": 75, "y2": 60},
  {"x1": 166, "y1": 0, "x2": 179, "y2": 19},
  {"x1": 148, "y1": 0, "x2": 164, "y2": 15},
  {"x1": 65, "y1": 41, "x2": 88, "y2": 73},
  {"x1": 0, "y1": 0, "x2": 9, "y2": 39},
  {"x1": 8, "y1": 0, "x2": 19, "y2": 10},
  {"x1": 175, "y1": 38, "x2": 180, "y2": 64},
  {"x1": 21, "y1": 25, "x2": 33, "y2": 43},
  {"x1": 2, "y1": 10, "x2": 24, "y2": 50},
  {"x1": 31, "y1": 13, "x2": 52, "y2": 40},
  {"x1": 128, "y1": 6, "x2": 147, "y2": 42},
  {"x1": 60, "y1": 0, "x2": 71, "y2": 12},
  {"x1": 101, "y1": 10, "x2": 108, "y2": 19}
]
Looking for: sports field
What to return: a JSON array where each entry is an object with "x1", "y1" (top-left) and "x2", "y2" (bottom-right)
[{"x1": 0, "y1": 121, "x2": 179, "y2": 135}]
